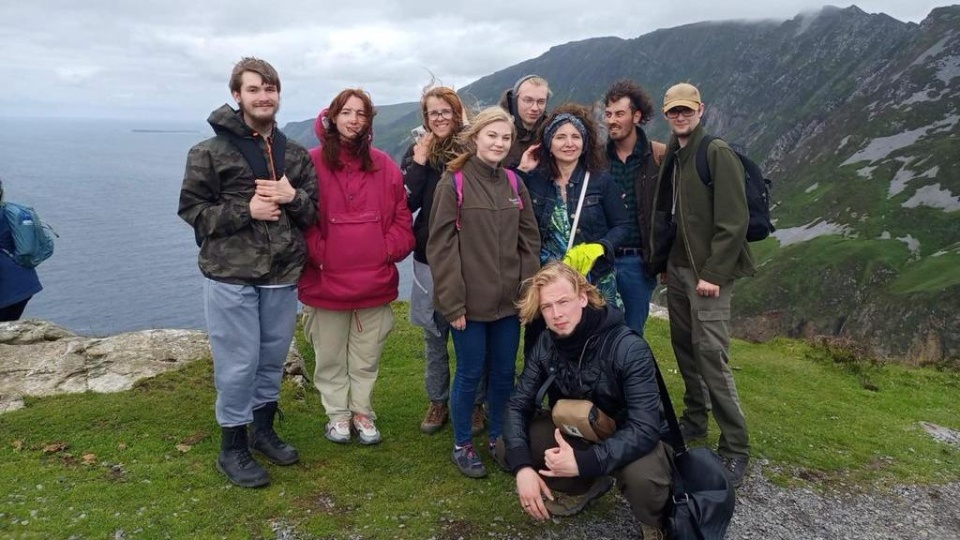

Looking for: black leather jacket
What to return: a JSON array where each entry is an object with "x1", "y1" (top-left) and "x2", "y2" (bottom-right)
[{"x1": 503, "y1": 306, "x2": 664, "y2": 478}]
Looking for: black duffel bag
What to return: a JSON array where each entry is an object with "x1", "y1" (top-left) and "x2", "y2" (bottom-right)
[
  {"x1": 668, "y1": 447, "x2": 735, "y2": 539},
  {"x1": 654, "y1": 364, "x2": 735, "y2": 539}
]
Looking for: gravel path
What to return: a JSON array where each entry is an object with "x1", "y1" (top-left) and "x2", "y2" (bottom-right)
[{"x1": 541, "y1": 459, "x2": 960, "y2": 540}]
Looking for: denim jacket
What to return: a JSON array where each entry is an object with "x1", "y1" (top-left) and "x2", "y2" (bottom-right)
[{"x1": 523, "y1": 165, "x2": 629, "y2": 261}]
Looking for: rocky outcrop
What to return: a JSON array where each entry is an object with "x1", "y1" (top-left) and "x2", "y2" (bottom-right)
[{"x1": 0, "y1": 320, "x2": 305, "y2": 414}]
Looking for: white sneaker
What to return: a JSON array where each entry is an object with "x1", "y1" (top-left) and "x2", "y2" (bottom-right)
[
  {"x1": 352, "y1": 414, "x2": 382, "y2": 445},
  {"x1": 325, "y1": 418, "x2": 351, "y2": 444}
]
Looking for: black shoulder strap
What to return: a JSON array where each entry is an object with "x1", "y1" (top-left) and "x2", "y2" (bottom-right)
[
  {"x1": 598, "y1": 325, "x2": 634, "y2": 364},
  {"x1": 535, "y1": 325, "x2": 630, "y2": 413},
  {"x1": 599, "y1": 325, "x2": 686, "y2": 453},
  {"x1": 596, "y1": 326, "x2": 638, "y2": 403},
  {"x1": 534, "y1": 372, "x2": 556, "y2": 412},
  {"x1": 271, "y1": 130, "x2": 287, "y2": 178},
  {"x1": 695, "y1": 134, "x2": 717, "y2": 188},
  {"x1": 218, "y1": 129, "x2": 286, "y2": 180},
  {"x1": 654, "y1": 359, "x2": 686, "y2": 455}
]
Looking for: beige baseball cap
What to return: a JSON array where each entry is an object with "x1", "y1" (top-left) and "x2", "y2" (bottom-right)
[{"x1": 662, "y1": 83, "x2": 702, "y2": 113}]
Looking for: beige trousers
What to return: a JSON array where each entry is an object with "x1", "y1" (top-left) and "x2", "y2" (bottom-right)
[{"x1": 302, "y1": 304, "x2": 394, "y2": 422}]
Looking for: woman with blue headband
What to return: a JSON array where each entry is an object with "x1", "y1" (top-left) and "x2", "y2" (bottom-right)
[{"x1": 516, "y1": 104, "x2": 630, "y2": 355}]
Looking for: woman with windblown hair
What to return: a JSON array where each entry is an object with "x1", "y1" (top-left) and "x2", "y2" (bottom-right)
[
  {"x1": 427, "y1": 106, "x2": 540, "y2": 479},
  {"x1": 401, "y1": 86, "x2": 488, "y2": 437},
  {"x1": 298, "y1": 88, "x2": 414, "y2": 446}
]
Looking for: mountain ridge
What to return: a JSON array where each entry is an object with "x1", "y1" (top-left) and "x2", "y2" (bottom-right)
[{"x1": 283, "y1": 4, "x2": 960, "y2": 364}]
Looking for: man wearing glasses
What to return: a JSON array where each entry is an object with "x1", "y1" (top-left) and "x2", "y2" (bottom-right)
[
  {"x1": 651, "y1": 83, "x2": 754, "y2": 488},
  {"x1": 499, "y1": 74, "x2": 551, "y2": 167}
]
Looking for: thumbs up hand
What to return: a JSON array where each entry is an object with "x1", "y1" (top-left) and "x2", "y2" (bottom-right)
[{"x1": 540, "y1": 428, "x2": 580, "y2": 477}]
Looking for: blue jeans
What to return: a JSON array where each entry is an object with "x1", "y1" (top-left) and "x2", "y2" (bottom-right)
[
  {"x1": 615, "y1": 254, "x2": 657, "y2": 335},
  {"x1": 450, "y1": 315, "x2": 520, "y2": 445}
]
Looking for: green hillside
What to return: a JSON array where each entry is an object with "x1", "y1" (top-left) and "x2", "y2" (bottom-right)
[
  {"x1": 1, "y1": 307, "x2": 958, "y2": 539},
  {"x1": 285, "y1": 5, "x2": 960, "y2": 363}
]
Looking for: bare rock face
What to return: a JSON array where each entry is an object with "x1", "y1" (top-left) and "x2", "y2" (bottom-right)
[
  {"x1": 0, "y1": 320, "x2": 211, "y2": 413},
  {"x1": 0, "y1": 320, "x2": 308, "y2": 414}
]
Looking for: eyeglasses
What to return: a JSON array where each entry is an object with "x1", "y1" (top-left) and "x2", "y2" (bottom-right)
[
  {"x1": 427, "y1": 109, "x2": 454, "y2": 120},
  {"x1": 519, "y1": 97, "x2": 547, "y2": 108},
  {"x1": 665, "y1": 107, "x2": 697, "y2": 119}
]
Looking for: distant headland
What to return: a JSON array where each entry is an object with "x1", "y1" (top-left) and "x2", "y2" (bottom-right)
[{"x1": 131, "y1": 128, "x2": 200, "y2": 133}]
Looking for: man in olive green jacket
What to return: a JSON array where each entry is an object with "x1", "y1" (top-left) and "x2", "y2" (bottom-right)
[{"x1": 650, "y1": 83, "x2": 754, "y2": 488}]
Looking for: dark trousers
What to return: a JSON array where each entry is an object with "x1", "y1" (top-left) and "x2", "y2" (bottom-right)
[
  {"x1": 500, "y1": 414, "x2": 673, "y2": 527},
  {"x1": 666, "y1": 262, "x2": 749, "y2": 458},
  {"x1": 0, "y1": 298, "x2": 30, "y2": 322},
  {"x1": 450, "y1": 316, "x2": 520, "y2": 445}
]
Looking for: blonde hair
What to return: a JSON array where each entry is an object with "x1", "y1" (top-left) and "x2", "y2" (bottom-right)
[
  {"x1": 516, "y1": 261, "x2": 605, "y2": 325},
  {"x1": 516, "y1": 76, "x2": 552, "y2": 98},
  {"x1": 447, "y1": 106, "x2": 516, "y2": 171}
]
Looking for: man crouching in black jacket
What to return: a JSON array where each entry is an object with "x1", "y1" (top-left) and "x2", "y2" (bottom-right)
[{"x1": 499, "y1": 261, "x2": 671, "y2": 540}]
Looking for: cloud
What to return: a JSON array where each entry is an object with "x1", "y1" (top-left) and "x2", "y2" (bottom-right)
[{"x1": 0, "y1": 1, "x2": 947, "y2": 121}]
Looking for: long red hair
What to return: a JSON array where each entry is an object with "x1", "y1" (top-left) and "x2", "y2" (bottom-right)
[{"x1": 320, "y1": 88, "x2": 377, "y2": 172}]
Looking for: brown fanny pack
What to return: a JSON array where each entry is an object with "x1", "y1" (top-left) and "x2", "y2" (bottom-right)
[{"x1": 551, "y1": 399, "x2": 616, "y2": 443}]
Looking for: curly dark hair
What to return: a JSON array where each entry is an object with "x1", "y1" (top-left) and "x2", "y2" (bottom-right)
[
  {"x1": 603, "y1": 79, "x2": 654, "y2": 125},
  {"x1": 536, "y1": 103, "x2": 606, "y2": 179}
]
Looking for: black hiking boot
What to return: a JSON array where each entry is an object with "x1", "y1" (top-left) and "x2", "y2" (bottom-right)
[
  {"x1": 249, "y1": 402, "x2": 300, "y2": 466},
  {"x1": 721, "y1": 455, "x2": 749, "y2": 488},
  {"x1": 217, "y1": 426, "x2": 269, "y2": 488}
]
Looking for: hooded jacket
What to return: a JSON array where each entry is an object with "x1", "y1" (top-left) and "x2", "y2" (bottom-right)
[
  {"x1": 650, "y1": 124, "x2": 755, "y2": 285},
  {"x1": 178, "y1": 104, "x2": 318, "y2": 285},
  {"x1": 298, "y1": 112, "x2": 415, "y2": 311},
  {"x1": 503, "y1": 306, "x2": 664, "y2": 478},
  {"x1": 427, "y1": 156, "x2": 540, "y2": 323},
  {"x1": 498, "y1": 92, "x2": 547, "y2": 169}
]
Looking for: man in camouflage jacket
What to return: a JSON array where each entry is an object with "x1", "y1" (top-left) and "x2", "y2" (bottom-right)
[{"x1": 178, "y1": 57, "x2": 318, "y2": 488}]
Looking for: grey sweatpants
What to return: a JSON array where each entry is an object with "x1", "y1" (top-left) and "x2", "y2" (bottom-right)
[{"x1": 204, "y1": 279, "x2": 298, "y2": 427}]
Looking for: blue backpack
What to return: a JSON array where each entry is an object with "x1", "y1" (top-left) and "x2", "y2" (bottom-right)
[{"x1": 1, "y1": 201, "x2": 57, "y2": 268}]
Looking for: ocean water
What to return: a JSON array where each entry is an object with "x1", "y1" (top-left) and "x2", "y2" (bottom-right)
[{"x1": 1, "y1": 117, "x2": 412, "y2": 336}]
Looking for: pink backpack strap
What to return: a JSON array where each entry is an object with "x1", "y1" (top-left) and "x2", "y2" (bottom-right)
[
  {"x1": 504, "y1": 169, "x2": 524, "y2": 210},
  {"x1": 453, "y1": 171, "x2": 464, "y2": 231},
  {"x1": 453, "y1": 168, "x2": 523, "y2": 232}
]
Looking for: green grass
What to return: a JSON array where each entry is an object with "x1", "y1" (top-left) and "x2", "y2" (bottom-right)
[
  {"x1": 891, "y1": 250, "x2": 960, "y2": 293},
  {"x1": 1, "y1": 305, "x2": 958, "y2": 539}
]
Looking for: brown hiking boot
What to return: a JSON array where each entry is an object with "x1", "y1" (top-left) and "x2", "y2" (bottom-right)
[
  {"x1": 420, "y1": 402, "x2": 448, "y2": 435},
  {"x1": 471, "y1": 404, "x2": 486, "y2": 436},
  {"x1": 544, "y1": 476, "x2": 614, "y2": 517},
  {"x1": 639, "y1": 523, "x2": 666, "y2": 539}
]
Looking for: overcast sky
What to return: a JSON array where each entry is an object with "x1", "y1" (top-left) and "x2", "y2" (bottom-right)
[{"x1": 0, "y1": 1, "x2": 948, "y2": 123}]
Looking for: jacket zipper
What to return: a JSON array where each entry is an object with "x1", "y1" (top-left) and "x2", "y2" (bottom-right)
[
  {"x1": 576, "y1": 334, "x2": 600, "y2": 390},
  {"x1": 673, "y1": 150, "x2": 701, "y2": 282}
]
